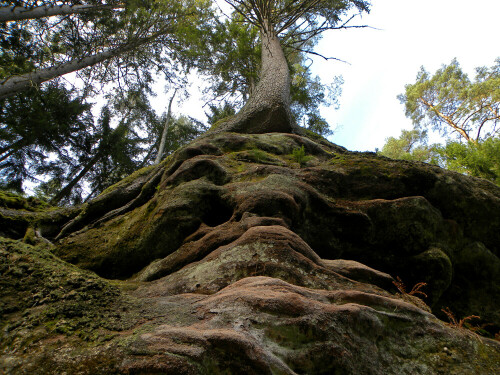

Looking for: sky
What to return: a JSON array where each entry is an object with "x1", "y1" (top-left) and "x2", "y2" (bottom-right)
[
  {"x1": 312, "y1": 0, "x2": 500, "y2": 151},
  {"x1": 152, "y1": 0, "x2": 500, "y2": 152}
]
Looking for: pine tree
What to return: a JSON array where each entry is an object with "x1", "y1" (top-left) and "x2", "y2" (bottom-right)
[
  {"x1": 210, "y1": 0, "x2": 370, "y2": 134},
  {"x1": 398, "y1": 58, "x2": 500, "y2": 143}
]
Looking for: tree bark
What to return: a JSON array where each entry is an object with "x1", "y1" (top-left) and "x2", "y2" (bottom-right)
[
  {"x1": 0, "y1": 32, "x2": 162, "y2": 100},
  {"x1": 0, "y1": 4, "x2": 122, "y2": 22},
  {"x1": 154, "y1": 89, "x2": 177, "y2": 164},
  {"x1": 214, "y1": 20, "x2": 298, "y2": 134}
]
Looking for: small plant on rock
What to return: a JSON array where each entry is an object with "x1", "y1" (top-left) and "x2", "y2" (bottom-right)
[
  {"x1": 392, "y1": 276, "x2": 430, "y2": 312},
  {"x1": 441, "y1": 307, "x2": 481, "y2": 331},
  {"x1": 291, "y1": 145, "x2": 313, "y2": 167},
  {"x1": 393, "y1": 276, "x2": 428, "y2": 298}
]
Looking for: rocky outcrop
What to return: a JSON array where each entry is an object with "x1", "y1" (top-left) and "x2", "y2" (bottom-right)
[{"x1": 1, "y1": 131, "x2": 499, "y2": 374}]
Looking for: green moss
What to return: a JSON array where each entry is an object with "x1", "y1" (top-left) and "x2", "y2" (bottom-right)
[
  {"x1": 209, "y1": 115, "x2": 234, "y2": 131},
  {"x1": 227, "y1": 148, "x2": 284, "y2": 166},
  {"x1": 0, "y1": 190, "x2": 51, "y2": 211},
  {"x1": 303, "y1": 128, "x2": 327, "y2": 142},
  {"x1": 99, "y1": 163, "x2": 157, "y2": 197},
  {"x1": 22, "y1": 226, "x2": 37, "y2": 245},
  {"x1": 0, "y1": 238, "x2": 137, "y2": 352}
]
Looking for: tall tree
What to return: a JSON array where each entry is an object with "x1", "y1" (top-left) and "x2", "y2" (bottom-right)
[
  {"x1": 0, "y1": 0, "x2": 214, "y2": 199},
  {"x1": 398, "y1": 58, "x2": 500, "y2": 144},
  {"x1": 155, "y1": 88, "x2": 178, "y2": 164},
  {"x1": 45, "y1": 87, "x2": 160, "y2": 205},
  {"x1": 210, "y1": 0, "x2": 369, "y2": 134},
  {"x1": 204, "y1": 12, "x2": 342, "y2": 135}
]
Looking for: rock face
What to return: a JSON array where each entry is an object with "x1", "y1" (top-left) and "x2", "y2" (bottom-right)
[{"x1": 1, "y1": 131, "x2": 500, "y2": 374}]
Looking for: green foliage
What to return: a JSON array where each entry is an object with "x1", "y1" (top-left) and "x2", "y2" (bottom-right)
[
  {"x1": 291, "y1": 145, "x2": 313, "y2": 167},
  {"x1": 0, "y1": 83, "x2": 93, "y2": 192},
  {"x1": 0, "y1": 0, "x2": 216, "y2": 203},
  {"x1": 399, "y1": 58, "x2": 500, "y2": 142},
  {"x1": 248, "y1": 148, "x2": 268, "y2": 163},
  {"x1": 221, "y1": 0, "x2": 370, "y2": 37},
  {"x1": 379, "y1": 130, "x2": 500, "y2": 186},
  {"x1": 379, "y1": 129, "x2": 440, "y2": 164},
  {"x1": 390, "y1": 58, "x2": 500, "y2": 185},
  {"x1": 159, "y1": 114, "x2": 208, "y2": 154},
  {"x1": 0, "y1": 0, "x2": 215, "y2": 98},
  {"x1": 290, "y1": 57, "x2": 343, "y2": 136},
  {"x1": 205, "y1": 101, "x2": 237, "y2": 126},
  {"x1": 203, "y1": 13, "x2": 261, "y2": 103},
  {"x1": 437, "y1": 138, "x2": 500, "y2": 185}
]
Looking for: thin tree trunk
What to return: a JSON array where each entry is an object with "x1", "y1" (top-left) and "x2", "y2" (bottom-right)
[
  {"x1": 0, "y1": 4, "x2": 122, "y2": 22},
  {"x1": 0, "y1": 137, "x2": 28, "y2": 159},
  {"x1": 50, "y1": 118, "x2": 129, "y2": 205},
  {"x1": 0, "y1": 32, "x2": 163, "y2": 100},
  {"x1": 0, "y1": 146, "x2": 19, "y2": 163},
  {"x1": 139, "y1": 142, "x2": 157, "y2": 168},
  {"x1": 50, "y1": 152, "x2": 103, "y2": 205},
  {"x1": 154, "y1": 89, "x2": 177, "y2": 164},
  {"x1": 214, "y1": 20, "x2": 297, "y2": 134}
]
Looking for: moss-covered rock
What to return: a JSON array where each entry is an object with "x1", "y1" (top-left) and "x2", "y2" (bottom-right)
[
  {"x1": 0, "y1": 238, "x2": 135, "y2": 354},
  {"x1": 0, "y1": 191, "x2": 49, "y2": 211},
  {"x1": 2, "y1": 131, "x2": 500, "y2": 373}
]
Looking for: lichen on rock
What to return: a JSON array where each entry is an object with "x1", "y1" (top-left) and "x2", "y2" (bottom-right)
[{"x1": 1, "y1": 131, "x2": 500, "y2": 374}]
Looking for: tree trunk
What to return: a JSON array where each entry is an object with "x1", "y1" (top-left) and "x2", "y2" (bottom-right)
[
  {"x1": 50, "y1": 151, "x2": 103, "y2": 205},
  {"x1": 0, "y1": 138, "x2": 28, "y2": 161},
  {"x1": 0, "y1": 32, "x2": 161, "y2": 100},
  {"x1": 154, "y1": 89, "x2": 177, "y2": 164},
  {"x1": 214, "y1": 20, "x2": 298, "y2": 134},
  {"x1": 50, "y1": 118, "x2": 129, "y2": 205},
  {"x1": 0, "y1": 4, "x2": 122, "y2": 22}
]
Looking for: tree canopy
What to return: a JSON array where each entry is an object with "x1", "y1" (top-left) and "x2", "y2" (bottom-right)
[
  {"x1": 378, "y1": 129, "x2": 439, "y2": 165},
  {"x1": 0, "y1": 0, "x2": 214, "y2": 201},
  {"x1": 0, "y1": 0, "x2": 214, "y2": 99},
  {"x1": 398, "y1": 58, "x2": 500, "y2": 143},
  {"x1": 382, "y1": 58, "x2": 500, "y2": 186}
]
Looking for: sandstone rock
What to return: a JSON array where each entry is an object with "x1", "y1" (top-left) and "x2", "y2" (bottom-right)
[
  {"x1": 1, "y1": 131, "x2": 499, "y2": 374},
  {"x1": 322, "y1": 258, "x2": 395, "y2": 290}
]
